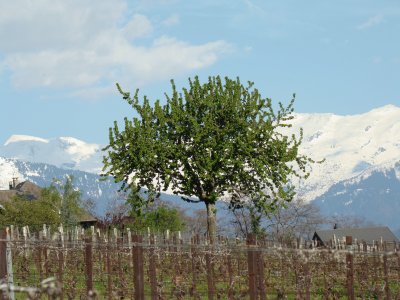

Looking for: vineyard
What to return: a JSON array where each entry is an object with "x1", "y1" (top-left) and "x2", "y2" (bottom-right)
[{"x1": 1, "y1": 227, "x2": 400, "y2": 299}]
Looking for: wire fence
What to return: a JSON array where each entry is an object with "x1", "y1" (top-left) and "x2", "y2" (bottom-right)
[{"x1": 1, "y1": 226, "x2": 400, "y2": 299}]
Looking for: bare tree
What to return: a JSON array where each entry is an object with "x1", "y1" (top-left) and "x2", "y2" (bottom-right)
[
  {"x1": 99, "y1": 196, "x2": 130, "y2": 227},
  {"x1": 327, "y1": 214, "x2": 376, "y2": 229},
  {"x1": 228, "y1": 198, "x2": 324, "y2": 240},
  {"x1": 182, "y1": 209, "x2": 208, "y2": 236},
  {"x1": 264, "y1": 198, "x2": 324, "y2": 241}
]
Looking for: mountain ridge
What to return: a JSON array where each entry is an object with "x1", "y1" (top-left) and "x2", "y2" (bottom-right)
[
  {"x1": 1, "y1": 104, "x2": 399, "y2": 230},
  {"x1": 2, "y1": 104, "x2": 400, "y2": 202}
]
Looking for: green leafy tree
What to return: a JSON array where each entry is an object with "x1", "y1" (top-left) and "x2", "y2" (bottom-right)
[
  {"x1": 124, "y1": 191, "x2": 185, "y2": 232},
  {"x1": 0, "y1": 176, "x2": 90, "y2": 230},
  {"x1": 38, "y1": 176, "x2": 88, "y2": 228},
  {"x1": 143, "y1": 206, "x2": 184, "y2": 232},
  {"x1": 130, "y1": 206, "x2": 185, "y2": 233},
  {"x1": 0, "y1": 194, "x2": 60, "y2": 232},
  {"x1": 102, "y1": 76, "x2": 313, "y2": 243},
  {"x1": 52, "y1": 176, "x2": 87, "y2": 227}
]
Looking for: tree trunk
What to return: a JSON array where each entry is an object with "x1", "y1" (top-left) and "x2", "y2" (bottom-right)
[{"x1": 205, "y1": 202, "x2": 217, "y2": 244}]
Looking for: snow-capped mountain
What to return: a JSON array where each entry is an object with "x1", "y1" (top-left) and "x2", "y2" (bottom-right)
[
  {"x1": 313, "y1": 160, "x2": 400, "y2": 230},
  {"x1": 4, "y1": 105, "x2": 398, "y2": 201},
  {"x1": 0, "y1": 156, "x2": 122, "y2": 215},
  {"x1": 0, "y1": 104, "x2": 399, "y2": 228},
  {"x1": 288, "y1": 104, "x2": 400, "y2": 201},
  {"x1": 0, "y1": 135, "x2": 103, "y2": 174}
]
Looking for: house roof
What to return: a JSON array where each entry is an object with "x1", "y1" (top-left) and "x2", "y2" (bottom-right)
[
  {"x1": 14, "y1": 181, "x2": 42, "y2": 198},
  {"x1": 0, "y1": 190, "x2": 18, "y2": 202},
  {"x1": 0, "y1": 181, "x2": 42, "y2": 202},
  {"x1": 78, "y1": 211, "x2": 97, "y2": 223},
  {"x1": 314, "y1": 226, "x2": 399, "y2": 244}
]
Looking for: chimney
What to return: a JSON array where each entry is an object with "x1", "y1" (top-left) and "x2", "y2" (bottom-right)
[{"x1": 12, "y1": 177, "x2": 18, "y2": 189}]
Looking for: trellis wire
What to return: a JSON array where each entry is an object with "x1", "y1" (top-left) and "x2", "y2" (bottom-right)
[{"x1": 0, "y1": 227, "x2": 399, "y2": 299}]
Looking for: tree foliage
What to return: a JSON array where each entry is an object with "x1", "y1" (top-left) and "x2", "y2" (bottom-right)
[
  {"x1": 102, "y1": 76, "x2": 314, "y2": 242},
  {"x1": 0, "y1": 191, "x2": 60, "y2": 232},
  {"x1": 0, "y1": 176, "x2": 88, "y2": 231},
  {"x1": 50, "y1": 175, "x2": 87, "y2": 227},
  {"x1": 129, "y1": 205, "x2": 185, "y2": 233}
]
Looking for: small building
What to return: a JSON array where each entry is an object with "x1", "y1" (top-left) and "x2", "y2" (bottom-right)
[
  {"x1": 0, "y1": 179, "x2": 42, "y2": 202},
  {"x1": 1, "y1": 177, "x2": 98, "y2": 228},
  {"x1": 78, "y1": 212, "x2": 98, "y2": 228},
  {"x1": 313, "y1": 226, "x2": 399, "y2": 247}
]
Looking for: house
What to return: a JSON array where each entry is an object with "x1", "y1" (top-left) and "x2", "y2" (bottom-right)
[
  {"x1": 0, "y1": 178, "x2": 97, "y2": 227},
  {"x1": 313, "y1": 226, "x2": 399, "y2": 247},
  {"x1": 0, "y1": 178, "x2": 42, "y2": 202},
  {"x1": 78, "y1": 211, "x2": 98, "y2": 228}
]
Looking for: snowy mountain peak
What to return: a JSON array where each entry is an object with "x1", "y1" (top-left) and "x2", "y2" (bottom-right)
[
  {"x1": 0, "y1": 157, "x2": 24, "y2": 189},
  {"x1": 288, "y1": 104, "x2": 400, "y2": 201},
  {"x1": 5, "y1": 135, "x2": 49, "y2": 146},
  {"x1": 0, "y1": 136, "x2": 103, "y2": 174},
  {"x1": 59, "y1": 136, "x2": 88, "y2": 145},
  {"x1": 367, "y1": 104, "x2": 400, "y2": 114},
  {"x1": 1, "y1": 104, "x2": 400, "y2": 200}
]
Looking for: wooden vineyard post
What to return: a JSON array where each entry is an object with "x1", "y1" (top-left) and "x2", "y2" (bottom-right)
[
  {"x1": 117, "y1": 237, "x2": 124, "y2": 298},
  {"x1": 37, "y1": 233, "x2": 43, "y2": 282},
  {"x1": 190, "y1": 234, "x2": 200, "y2": 297},
  {"x1": 383, "y1": 254, "x2": 391, "y2": 300},
  {"x1": 227, "y1": 253, "x2": 234, "y2": 299},
  {"x1": 149, "y1": 234, "x2": 158, "y2": 300},
  {"x1": 85, "y1": 237, "x2": 93, "y2": 294},
  {"x1": 0, "y1": 229, "x2": 7, "y2": 300},
  {"x1": 397, "y1": 253, "x2": 400, "y2": 300},
  {"x1": 4, "y1": 228, "x2": 14, "y2": 300},
  {"x1": 247, "y1": 234, "x2": 266, "y2": 300},
  {"x1": 132, "y1": 234, "x2": 144, "y2": 300},
  {"x1": 372, "y1": 248, "x2": 381, "y2": 298},
  {"x1": 106, "y1": 240, "x2": 112, "y2": 300},
  {"x1": 43, "y1": 240, "x2": 49, "y2": 279},
  {"x1": 304, "y1": 253, "x2": 311, "y2": 300},
  {"x1": 58, "y1": 236, "x2": 64, "y2": 300},
  {"x1": 247, "y1": 234, "x2": 257, "y2": 300},
  {"x1": 346, "y1": 254, "x2": 355, "y2": 299},
  {"x1": 256, "y1": 249, "x2": 266, "y2": 300},
  {"x1": 346, "y1": 236, "x2": 355, "y2": 300},
  {"x1": 0, "y1": 229, "x2": 6, "y2": 279}
]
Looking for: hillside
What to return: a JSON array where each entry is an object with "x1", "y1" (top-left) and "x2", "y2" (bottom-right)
[
  {"x1": 1, "y1": 104, "x2": 399, "y2": 231},
  {"x1": 0, "y1": 156, "x2": 122, "y2": 215}
]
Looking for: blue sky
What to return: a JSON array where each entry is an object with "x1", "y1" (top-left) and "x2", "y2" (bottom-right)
[{"x1": 0, "y1": 0, "x2": 399, "y2": 145}]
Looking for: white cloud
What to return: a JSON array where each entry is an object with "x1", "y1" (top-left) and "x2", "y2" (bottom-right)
[
  {"x1": 357, "y1": 14, "x2": 384, "y2": 30},
  {"x1": 123, "y1": 14, "x2": 153, "y2": 40},
  {"x1": 0, "y1": 0, "x2": 127, "y2": 53},
  {"x1": 0, "y1": 0, "x2": 231, "y2": 94},
  {"x1": 162, "y1": 14, "x2": 180, "y2": 26}
]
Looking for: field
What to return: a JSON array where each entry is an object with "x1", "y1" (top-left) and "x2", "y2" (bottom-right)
[{"x1": 1, "y1": 227, "x2": 400, "y2": 299}]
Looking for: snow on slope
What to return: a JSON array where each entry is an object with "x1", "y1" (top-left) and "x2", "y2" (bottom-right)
[
  {"x1": 0, "y1": 157, "x2": 24, "y2": 189},
  {"x1": 0, "y1": 135, "x2": 103, "y2": 174},
  {"x1": 0, "y1": 105, "x2": 399, "y2": 202},
  {"x1": 312, "y1": 159, "x2": 400, "y2": 229},
  {"x1": 0, "y1": 156, "x2": 124, "y2": 215},
  {"x1": 284, "y1": 104, "x2": 400, "y2": 200}
]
